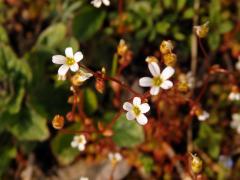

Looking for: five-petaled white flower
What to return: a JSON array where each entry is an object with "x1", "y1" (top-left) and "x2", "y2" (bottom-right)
[
  {"x1": 71, "y1": 135, "x2": 87, "y2": 151},
  {"x1": 108, "y1": 152, "x2": 122, "y2": 165},
  {"x1": 197, "y1": 110, "x2": 209, "y2": 121},
  {"x1": 123, "y1": 97, "x2": 150, "y2": 125},
  {"x1": 91, "y1": 0, "x2": 110, "y2": 8},
  {"x1": 139, "y1": 61, "x2": 175, "y2": 95},
  {"x1": 52, "y1": 47, "x2": 83, "y2": 76},
  {"x1": 231, "y1": 113, "x2": 240, "y2": 134},
  {"x1": 229, "y1": 91, "x2": 240, "y2": 101}
]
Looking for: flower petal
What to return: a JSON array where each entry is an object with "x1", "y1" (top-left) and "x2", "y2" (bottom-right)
[
  {"x1": 140, "y1": 103, "x2": 150, "y2": 113},
  {"x1": 74, "y1": 51, "x2": 83, "y2": 62},
  {"x1": 52, "y1": 55, "x2": 66, "y2": 64},
  {"x1": 139, "y1": 77, "x2": 153, "y2": 87},
  {"x1": 91, "y1": 0, "x2": 101, "y2": 8},
  {"x1": 133, "y1": 97, "x2": 141, "y2": 106},
  {"x1": 71, "y1": 141, "x2": 77, "y2": 148},
  {"x1": 123, "y1": 102, "x2": 133, "y2": 111},
  {"x1": 70, "y1": 63, "x2": 79, "y2": 72},
  {"x1": 160, "y1": 80, "x2": 173, "y2": 89},
  {"x1": 148, "y1": 62, "x2": 160, "y2": 77},
  {"x1": 78, "y1": 144, "x2": 85, "y2": 151},
  {"x1": 58, "y1": 64, "x2": 69, "y2": 75},
  {"x1": 126, "y1": 112, "x2": 135, "y2": 120},
  {"x1": 65, "y1": 47, "x2": 74, "y2": 58},
  {"x1": 136, "y1": 114, "x2": 148, "y2": 125},
  {"x1": 102, "y1": 0, "x2": 110, "y2": 6},
  {"x1": 150, "y1": 86, "x2": 160, "y2": 95},
  {"x1": 161, "y1": 66, "x2": 174, "y2": 80}
]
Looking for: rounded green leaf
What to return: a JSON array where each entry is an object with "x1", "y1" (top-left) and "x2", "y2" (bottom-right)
[
  {"x1": 73, "y1": 6, "x2": 106, "y2": 41},
  {"x1": 51, "y1": 123, "x2": 81, "y2": 165},
  {"x1": 112, "y1": 114, "x2": 145, "y2": 148},
  {"x1": 84, "y1": 88, "x2": 98, "y2": 115}
]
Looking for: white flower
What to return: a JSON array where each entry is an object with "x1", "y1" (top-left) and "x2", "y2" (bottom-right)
[
  {"x1": 71, "y1": 135, "x2": 87, "y2": 151},
  {"x1": 231, "y1": 113, "x2": 240, "y2": 134},
  {"x1": 80, "y1": 177, "x2": 89, "y2": 180},
  {"x1": 91, "y1": 0, "x2": 110, "y2": 8},
  {"x1": 186, "y1": 72, "x2": 195, "y2": 89},
  {"x1": 123, "y1": 97, "x2": 150, "y2": 125},
  {"x1": 228, "y1": 91, "x2": 240, "y2": 101},
  {"x1": 108, "y1": 152, "x2": 122, "y2": 165},
  {"x1": 236, "y1": 56, "x2": 240, "y2": 71},
  {"x1": 197, "y1": 110, "x2": 209, "y2": 121},
  {"x1": 139, "y1": 62, "x2": 175, "y2": 95},
  {"x1": 52, "y1": 47, "x2": 83, "y2": 76}
]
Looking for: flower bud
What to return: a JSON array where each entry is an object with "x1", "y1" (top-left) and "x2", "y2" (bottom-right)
[
  {"x1": 66, "y1": 112, "x2": 74, "y2": 121},
  {"x1": 160, "y1": 40, "x2": 174, "y2": 54},
  {"x1": 117, "y1": 39, "x2": 128, "y2": 56},
  {"x1": 163, "y1": 53, "x2": 177, "y2": 66},
  {"x1": 194, "y1": 21, "x2": 209, "y2": 38},
  {"x1": 71, "y1": 70, "x2": 93, "y2": 86},
  {"x1": 177, "y1": 82, "x2": 189, "y2": 92},
  {"x1": 52, "y1": 115, "x2": 64, "y2": 129},
  {"x1": 145, "y1": 56, "x2": 159, "y2": 64},
  {"x1": 95, "y1": 67, "x2": 106, "y2": 93},
  {"x1": 191, "y1": 154, "x2": 203, "y2": 174}
]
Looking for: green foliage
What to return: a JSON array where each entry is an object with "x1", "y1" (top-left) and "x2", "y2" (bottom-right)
[
  {"x1": 6, "y1": 104, "x2": 49, "y2": 141},
  {"x1": 0, "y1": 145, "x2": 16, "y2": 176},
  {"x1": 51, "y1": 123, "x2": 81, "y2": 165},
  {"x1": 83, "y1": 88, "x2": 98, "y2": 115},
  {"x1": 0, "y1": 25, "x2": 8, "y2": 43},
  {"x1": 73, "y1": 6, "x2": 106, "y2": 41},
  {"x1": 36, "y1": 23, "x2": 67, "y2": 49},
  {"x1": 195, "y1": 123, "x2": 222, "y2": 159},
  {"x1": 140, "y1": 155, "x2": 154, "y2": 174},
  {"x1": 112, "y1": 114, "x2": 145, "y2": 148}
]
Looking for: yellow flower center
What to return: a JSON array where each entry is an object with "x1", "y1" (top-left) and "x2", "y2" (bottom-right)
[
  {"x1": 153, "y1": 76, "x2": 163, "y2": 86},
  {"x1": 66, "y1": 57, "x2": 75, "y2": 66},
  {"x1": 132, "y1": 106, "x2": 141, "y2": 116}
]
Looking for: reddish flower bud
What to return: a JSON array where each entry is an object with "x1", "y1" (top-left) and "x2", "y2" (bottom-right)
[{"x1": 52, "y1": 115, "x2": 64, "y2": 129}]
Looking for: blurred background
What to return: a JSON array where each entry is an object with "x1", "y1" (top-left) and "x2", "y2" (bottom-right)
[{"x1": 0, "y1": 0, "x2": 239, "y2": 179}]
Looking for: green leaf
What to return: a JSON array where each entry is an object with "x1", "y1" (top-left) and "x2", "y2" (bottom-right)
[
  {"x1": 155, "y1": 21, "x2": 170, "y2": 35},
  {"x1": 73, "y1": 6, "x2": 106, "y2": 41},
  {"x1": 208, "y1": 32, "x2": 220, "y2": 51},
  {"x1": 7, "y1": 105, "x2": 50, "y2": 141},
  {"x1": 36, "y1": 23, "x2": 66, "y2": 49},
  {"x1": 209, "y1": 0, "x2": 221, "y2": 26},
  {"x1": 140, "y1": 155, "x2": 154, "y2": 174},
  {"x1": 194, "y1": 123, "x2": 222, "y2": 159},
  {"x1": 174, "y1": 32, "x2": 185, "y2": 41},
  {"x1": 218, "y1": 21, "x2": 234, "y2": 34},
  {"x1": 58, "y1": 37, "x2": 79, "y2": 53},
  {"x1": 8, "y1": 86, "x2": 25, "y2": 114},
  {"x1": 83, "y1": 88, "x2": 98, "y2": 115},
  {"x1": 177, "y1": 0, "x2": 186, "y2": 11},
  {"x1": 182, "y1": 8, "x2": 194, "y2": 19},
  {"x1": 51, "y1": 123, "x2": 81, "y2": 165},
  {"x1": 111, "y1": 53, "x2": 118, "y2": 77},
  {"x1": 0, "y1": 145, "x2": 16, "y2": 177},
  {"x1": 163, "y1": 0, "x2": 173, "y2": 9},
  {"x1": 0, "y1": 45, "x2": 32, "y2": 114},
  {"x1": 112, "y1": 114, "x2": 145, "y2": 148},
  {"x1": 0, "y1": 26, "x2": 8, "y2": 44}
]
